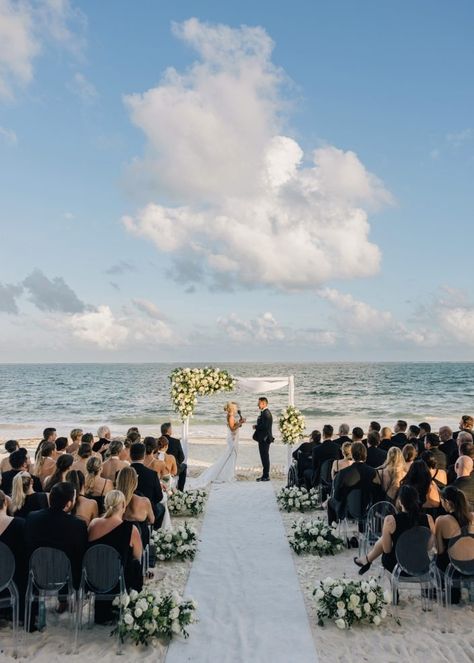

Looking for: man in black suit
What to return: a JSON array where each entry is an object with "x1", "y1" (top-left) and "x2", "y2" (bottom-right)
[
  {"x1": 0, "y1": 448, "x2": 43, "y2": 495},
  {"x1": 92, "y1": 425, "x2": 111, "y2": 456},
  {"x1": 24, "y1": 482, "x2": 87, "y2": 588},
  {"x1": 130, "y1": 442, "x2": 165, "y2": 528},
  {"x1": 292, "y1": 430, "x2": 321, "y2": 485},
  {"x1": 424, "y1": 433, "x2": 447, "y2": 470},
  {"x1": 327, "y1": 443, "x2": 377, "y2": 524},
  {"x1": 453, "y1": 415, "x2": 474, "y2": 441},
  {"x1": 161, "y1": 423, "x2": 187, "y2": 491},
  {"x1": 380, "y1": 420, "x2": 408, "y2": 451},
  {"x1": 333, "y1": 423, "x2": 351, "y2": 448},
  {"x1": 252, "y1": 397, "x2": 273, "y2": 482},
  {"x1": 451, "y1": 455, "x2": 474, "y2": 509},
  {"x1": 439, "y1": 426, "x2": 457, "y2": 465},
  {"x1": 365, "y1": 431, "x2": 387, "y2": 468},
  {"x1": 303, "y1": 424, "x2": 341, "y2": 490},
  {"x1": 416, "y1": 422, "x2": 431, "y2": 454}
]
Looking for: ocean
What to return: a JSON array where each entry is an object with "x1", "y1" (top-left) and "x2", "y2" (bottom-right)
[{"x1": 0, "y1": 362, "x2": 473, "y2": 440}]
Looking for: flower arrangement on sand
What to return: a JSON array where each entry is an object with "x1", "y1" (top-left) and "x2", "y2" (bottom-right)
[
  {"x1": 170, "y1": 367, "x2": 235, "y2": 419},
  {"x1": 279, "y1": 405, "x2": 305, "y2": 445},
  {"x1": 277, "y1": 485, "x2": 319, "y2": 512},
  {"x1": 151, "y1": 522, "x2": 198, "y2": 561},
  {"x1": 167, "y1": 489, "x2": 208, "y2": 517},
  {"x1": 289, "y1": 518, "x2": 345, "y2": 556}
]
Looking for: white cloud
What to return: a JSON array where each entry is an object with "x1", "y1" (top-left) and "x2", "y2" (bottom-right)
[
  {"x1": 0, "y1": 125, "x2": 17, "y2": 145},
  {"x1": 0, "y1": 0, "x2": 84, "y2": 99},
  {"x1": 437, "y1": 304, "x2": 474, "y2": 345},
  {"x1": 69, "y1": 72, "x2": 97, "y2": 103},
  {"x1": 123, "y1": 18, "x2": 391, "y2": 291},
  {"x1": 67, "y1": 305, "x2": 129, "y2": 349},
  {"x1": 131, "y1": 298, "x2": 166, "y2": 320},
  {"x1": 218, "y1": 312, "x2": 285, "y2": 342}
]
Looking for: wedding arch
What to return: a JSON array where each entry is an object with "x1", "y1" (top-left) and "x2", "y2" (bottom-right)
[{"x1": 169, "y1": 367, "x2": 299, "y2": 470}]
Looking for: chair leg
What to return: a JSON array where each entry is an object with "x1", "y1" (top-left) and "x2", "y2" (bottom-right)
[
  {"x1": 24, "y1": 577, "x2": 33, "y2": 634},
  {"x1": 116, "y1": 603, "x2": 123, "y2": 655}
]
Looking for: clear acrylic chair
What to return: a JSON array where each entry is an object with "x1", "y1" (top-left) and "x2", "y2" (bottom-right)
[
  {"x1": 338, "y1": 489, "x2": 367, "y2": 549},
  {"x1": 360, "y1": 501, "x2": 397, "y2": 558},
  {"x1": 0, "y1": 542, "x2": 20, "y2": 657},
  {"x1": 24, "y1": 547, "x2": 76, "y2": 648},
  {"x1": 391, "y1": 526, "x2": 441, "y2": 618},
  {"x1": 76, "y1": 544, "x2": 126, "y2": 653},
  {"x1": 444, "y1": 532, "x2": 474, "y2": 608}
]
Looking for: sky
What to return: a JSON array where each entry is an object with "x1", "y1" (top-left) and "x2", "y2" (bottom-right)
[{"x1": 0, "y1": 0, "x2": 473, "y2": 362}]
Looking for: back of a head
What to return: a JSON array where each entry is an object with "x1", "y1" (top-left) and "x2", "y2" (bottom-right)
[
  {"x1": 352, "y1": 427, "x2": 364, "y2": 441},
  {"x1": 127, "y1": 426, "x2": 140, "y2": 436},
  {"x1": 55, "y1": 437, "x2": 68, "y2": 452},
  {"x1": 56, "y1": 454, "x2": 74, "y2": 474},
  {"x1": 86, "y1": 456, "x2": 102, "y2": 476},
  {"x1": 5, "y1": 439, "x2": 18, "y2": 454},
  {"x1": 386, "y1": 446, "x2": 404, "y2": 468},
  {"x1": 78, "y1": 442, "x2": 92, "y2": 459},
  {"x1": 421, "y1": 450, "x2": 436, "y2": 469},
  {"x1": 322, "y1": 424, "x2": 334, "y2": 439},
  {"x1": 65, "y1": 469, "x2": 85, "y2": 494},
  {"x1": 403, "y1": 459, "x2": 431, "y2": 497},
  {"x1": 11, "y1": 471, "x2": 32, "y2": 512},
  {"x1": 441, "y1": 485, "x2": 471, "y2": 528},
  {"x1": 127, "y1": 431, "x2": 141, "y2": 445},
  {"x1": 130, "y1": 442, "x2": 146, "y2": 462},
  {"x1": 157, "y1": 436, "x2": 169, "y2": 451},
  {"x1": 409, "y1": 424, "x2": 420, "y2": 437},
  {"x1": 418, "y1": 422, "x2": 431, "y2": 435},
  {"x1": 40, "y1": 441, "x2": 55, "y2": 458},
  {"x1": 82, "y1": 432, "x2": 94, "y2": 445},
  {"x1": 310, "y1": 430, "x2": 321, "y2": 444},
  {"x1": 50, "y1": 482, "x2": 75, "y2": 510},
  {"x1": 397, "y1": 420, "x2": 408, "y2": 432},
  {"x1": 458, "y1": 431, "x2": 473, "y2": 446},
  {"x1": 367, "y1": 431, "x2": 380, "y2": 447},
  {"x1": 341, "y1": 441, "x2": 352, "y2": 459},
  {"x1": 397, "y1": 484, "x2": 421, "y2": 521},
  {"x1": 43, "y1": 427, "x2": 56, "y2": 441},
  {"x1": 144, "y1": 436, "x2": 158, "y2": 455},
  {"x1": 426, "y1": 432, "x2": 439, "y2": 447},
  {"x1": 70, "y1": 428, "x2": 83, "y2": 442},
  {"x1": 459, "y1": 441, "x2": 474, "y2": 459},
  {"x1": 439, "y1": 425, "x2": 453, "y2": 441},
  {"x1": 457, "y1": 454, "x2": 474, "y2": 477},
  {"x1": 10, "y1": 448, "x2": 28, "y2": 470},
  {"x1": 109, "y1": 439, "x2": 123, "y2": 456},
  {"x1": 402, "y1": 443, "x2": 417, "y2": 463},
  {"x1": 351, "y1": 442, "x2": 367, "y2": 462},
  {"x1": 116, "y1": 466, "x2": 138, "y2": 505},
  {"x1": 369, "y1": 421, "x2": 381, "y2": 433},
  {"x1": 461, "y1": 415, "x2": 474, "y2": 430},
  {"x1": 104, "y1": 489, "x2": 125, "y2": 518},
  {"x1": 97, "y1": 425, "x2": 111, "y2": 439},
  {"x1": 161, "y1": 422, "x2": 171, "y2": 436},
  {"x1": 339, "y1": 423, "x2": 350, "y2": 436},
  {"x1": 381, "y1": 427, "x2": 392, "y2": 439}
]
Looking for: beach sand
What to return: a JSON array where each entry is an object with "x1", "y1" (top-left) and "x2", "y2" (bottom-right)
[{"x1": 1, "y1": 439, "x2": 472, "y2": 662}]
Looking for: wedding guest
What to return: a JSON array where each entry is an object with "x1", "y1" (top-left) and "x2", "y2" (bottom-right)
[
  {"x1": 400, "y1": 460, "x2": 440, "y2": 511},
  {"x1": 87, "y1": 490, "x2": 143, "y2": 622},
  {"x1": 70, "y1": 442, "x2": 93, "y2": 475},
  {"x1": 10, "y1": 472, "x2": 48, "y2": 518},
  {"x1": 43, "y1": 454, "x2": 74, "y2": 492},
  {"x1": 377, "y1": 447, "x2": 407, "y2": 502},
  {"x1": 25, "y1": 482, "x2": 88, "y2": 588},
  {"x1": 439, "y1": 426, "x2": 457, "y2": 465},
  {"x1": 402, "y1": 443, "x2": 417, "y2": 470},
  {"x1": 66, "y1": 428, "x2": 83, "y2": 455},
  {"x1": 292, "y1": 430, "x2": 321, "y2": 483},
  {"x1": 129, "y1": 443, "x2": 165, "y2": 528},
  {"x1": 34, "y1": 441, "x2": 56, "y2": 486},
  {"x1": 84, "y1": 457, "x2": 113, "y2": 514},
  {"x1": 127, "y1": 430, "x2": 141, "y2": 444},
  {"x1": 354, "y1": 485, "x2": 434, "y2": 574},
  {"x1": 379, "y1": 427, "x2": 393, "y2": 451},
  {"x1": 0, "y1": 440, "x2": 19, "y2": 473},
  {"x1": 115, "y1": 467, "x2": 155, "y2": 544},
  {"x1": 0, "y1": 448, "x2": 42, "y2": 496},
  {"x1": 161, "y1": 423, "x2": 187, "y2": 491},
  {"x1": 65, "y1": 470, "x2": 98, "y2": 525},
  {"x1": 382, "y1": 420, "x2": 408, "y2": 451},
  {"x1": 333, "y1": 423, "x2": 351, "y2": 448},
  {"x1": 421, "y1": 450, "x2": 447, "y2": 488},
  {"x1": 435, "y1": 485, "x2": 474, "y2": 602},
  {"x1": 368, "y1": 421, "x2": 381, "y2": 434},
  {"x1": 0, "y1": 489, "x2": 27, "y2": 620},
  {"x1": 366, "y1": 431, "x2": 387, "y2": 469},
  {"x1": 93, "y1": 425, "x2": 112, "y2": 455},
  {"x1": 417, "y1": 422, "x2": 431, "y2": 454},
  {"x1": 352, "y1": 427, "x2": 364, "y2": 444},
  {"x1": 34, "y1": 427, "x2": 57, "y2": 461},
  {"x1": 102, "y1": 440, "x2": 129, "y2": 481},
  {"x1": 451, "y1": 455, "x2": 474, "y2": 508},
  {"x1": 53, "y1": 437, "x2": 68, "y2": 460},
  {"x1": 446, "y1": 432, "x2": 473, "y2": 482},
  {"x1": 156, "y1": 437, "x2": 178, "y2": 478},
  {"x1": 331, "y1": 441, "x2": 353, "y2": 479},
  {"x1": 143, "y1": 436, "x2": 162, "y2": 474},
  {"x1": 424, "y1": 433, "x2": 447, "y2": 470},
  {"x1": 327, "y1": 442, "x2": 377, "y2": 524},
  {"x1": 304, "y1": 425, "x2": 341, "y2": 490},
  {"x1": 453, "y1": 414, "x2": 474, "y2": 441},
  {"x1": 407, "y1": 424, "x2": 420, "y2": 445}
]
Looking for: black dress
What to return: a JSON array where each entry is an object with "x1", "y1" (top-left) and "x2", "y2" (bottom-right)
[
  {"x1": 0, "y1": 518, "x2": 27, "y2": 618},
  {"x1": 14, "y1": 493, "x2": 49, "y2": 518},
  {"x1": 85, "y1": 479, "x2": 107, "y2": 516},
  {"x1": 381, "y1": 512, "x2": 430, "y2": 572}
]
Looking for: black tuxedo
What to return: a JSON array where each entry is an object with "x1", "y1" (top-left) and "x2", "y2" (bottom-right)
[
  {"x1": 366, "y1": 446, "x2": 387, "y2": 469},
  {"x1": 304, "y1": 440, "x2": 342, "y2": 489},
  {"x1": 130, "y1": 462, "x2": 165, "y2": 528},
  {"x1": 429, "y1": 447, "x2": 447, "y2": 470},
  {"x1": 333, "y1": 435, "x2": 351, "y2": 448},
  {"x1": 452, "y1": 475, "x2": 474, "y2": 509},
  {"x1": 92, "y1": 437, "x2": 110, "y2": 456},
  {"x1": 164, "y1": 435, "x2": 187, "y2": 491},
  {"x1": 440, "y1": 439, "x2": 458, "y2": 466},
  {"x1": 292, "y1": 441, "x2": 320, "y2": 484},
  {"x1": 1, "y1": 469, "x2": 43, "y2": 496},
  {"x1": 253, "y1": 408, "x2": 273, "y2": 479},
  {"x1": 24, "y1": 508, "x2": 88, "y2": 587},
  {"x1": 380, "y1": 432, "x2": 408, "y2": 451}
]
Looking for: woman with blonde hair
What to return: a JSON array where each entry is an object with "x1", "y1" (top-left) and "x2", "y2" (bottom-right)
[
  {"x1": 115, "y1": 466, "x2": 154, "y2": 545},
  {"x1": 66, "y1": 469, "x2": 98, "y2": 525},
  {"x1": 84, "y1": 456, "x2": 113, "y2": 515},
  {"x1": 10, "y1": 472, "x2": 48, "y2": 517},
  {"x1": 377, "y1": 446, "x2": 407, "y2": 501},
  {"x1": 34, "y1": 441, "x2": 56, "y2": 487},
  {"x1": 331, "y1": 441, "x2": 353, "y2": 479}
]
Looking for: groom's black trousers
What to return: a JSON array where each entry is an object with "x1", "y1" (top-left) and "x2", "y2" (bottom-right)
[{"x1": 258, "y1": 441, "x2": 271, "y2": 479}]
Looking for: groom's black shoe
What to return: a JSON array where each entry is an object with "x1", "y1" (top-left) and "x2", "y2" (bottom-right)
[{"x1": 256, "y1": 476, "x2": 270, "y2": 482}]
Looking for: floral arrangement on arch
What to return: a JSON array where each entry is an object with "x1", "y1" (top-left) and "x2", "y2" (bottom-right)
[
  {"x1": 112, "y1": 588, "x2": 197, "y2": 646},
  {"x1": 313, "y1": 576, "x2": 390, "y2": 629},
  {"x1": 151, "y1": 522, "x2": 198, "y2": 561},
  {"x1": 170, "y1": 367, "x2": 235, "y2": 419},
  {"x1": 279, "y1": 405, "x2": 305, "y2": 445},
  {"x1": 289, "y1": 518, "x2": 345, "y2": 556},
  {"x1": 168, "y1": 489, "x2": 208, "y2": 517},
  {"x1": 276, "y1": 486, "x2": 319, "y2": 512}
]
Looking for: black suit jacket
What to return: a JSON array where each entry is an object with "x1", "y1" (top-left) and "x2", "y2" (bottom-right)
[
  {"x1": 380, "y1": 433, "x2": 408, "y2": 451},
  {"x1": 310, "y1": 440, "x2": 342, "y2": 483},
  {"x1": 1, "y1": 469, "x2": 43, "y2": 496},
  {"x1": 292, "y1": 440, "x2": 320, "y2": 461},
  {"x1": 24, "y1": 508, "x2": 88, "y2": 587},
  {"x1": 440, "y1": 439, "x2": 458, "y2": 466},
  {"x1": 333, "y1": 435, "x2": 351, "y2": 448},
  {"x1": 165, "y1": 435, "x2": 185, "y2": 467},
  {"x1": 130, "y1": 462, "x2": 163, "y2": 505},
  {"x1": 366, "y1": 446, "x2": 387, "y2": 469},
  {"x1": 332, "y1": 462, "x2": 377, "y2": 512},
  {"x1": 452, "y1": 475, "x2": 474, "y2": 509},
  {"x1": 253, "y1": 409, "x2": 273, "y2": 444},
  {"x1": 430, "y1": 447, "x2": 447, "y2": 470}
]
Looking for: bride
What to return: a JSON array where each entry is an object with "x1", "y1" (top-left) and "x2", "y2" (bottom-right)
[{"x1": 188, "y1": 402, "x2": 245, "y2": 488}]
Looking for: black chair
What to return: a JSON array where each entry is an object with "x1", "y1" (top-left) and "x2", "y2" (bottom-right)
[
  {"x1": 287, "y1": 460, "x2": 299, "y2": 488},
  {"x1": 0, "y1": 542, "x2": 20, "y2": 657},
  {"x1": 319, "y1": 459, "x2": 334, "y2": 500}
]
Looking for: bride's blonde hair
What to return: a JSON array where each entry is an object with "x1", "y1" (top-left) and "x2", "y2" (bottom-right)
[{"x1": 224, "y1": 401, "x2": 238, "y2": 415}]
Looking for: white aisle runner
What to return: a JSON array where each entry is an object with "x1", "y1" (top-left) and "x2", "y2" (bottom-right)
[{"x1": 165, "y1": 482, "x2": 318, "y2": 663}]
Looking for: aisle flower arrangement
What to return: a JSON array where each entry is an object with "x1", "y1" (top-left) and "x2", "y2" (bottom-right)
[
  {"x1": 170, "y1": 367, "x2": 235, "y2": 419},
  {"x1": 151, "y1": 522, "x2": 198, "y2": 561},
  {"x1": 277, "y1": 486, "x2": 319, "y2": 512},
  {"x1": 289, "y1": 518, "x2": 345, "y2": 556},
  {"x1": 279, "y1": 405, "x2": 305, "y2": 445},
  {"x1": 313, "y1": 576, "x2": 389, "y2": 629},
  {"x1": 168, "y1": 489, "x2": 208, "y2": 516},
  {"x1": 112, "y1": 589, "x2": 197, "y2": 645}
]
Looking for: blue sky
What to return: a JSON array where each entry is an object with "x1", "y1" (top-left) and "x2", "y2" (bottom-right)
[{"x1": 0, "y1": 0, "x2": 473, "y2": 361}]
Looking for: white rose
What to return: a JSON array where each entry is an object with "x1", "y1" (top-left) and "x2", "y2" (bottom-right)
[
  {"x1": 367, "y1": 591, "x2": 377, "y2": 604},
  {"x1": 171, "y1": 620, "x2": 181, "y2": 634},
  {"x1": 314, "y1": 588, "x2": 325, "y2": 600},
  {"x1": 383, "y1": 590, "x2": 392, "y2": 604},
  {"x1": 129, "y1": 590, "x2": 139, "y2": 601},
  {"x1": 364, "y1": 603, "x2": 371, "y2": 614},
  {"x1": 124, "y1": 613, "x2": 134, "y2": 626},
  {"x1": 169, "y1": 607, "x2": 180, "y2": 620},
  {"x1": 152, "y1": 606, "x2": 159, "y2": 617},
  {"x1": 134, "y1": 607, "x2": 142, "y2": 618},
  {"x1": 335, "y1": 618, "x2": 346, "y2": 629},
  {"x1": 349, "y1": 594, "x2": 360, "y2": 606},
  {"x1": 331, "y1": 585, "x2": 344, "y2": 598},
  {"x1": 354, "y1": 607, "x2": 362, "y2": 617},
  {"x1": 373, "y1": 615, "x2": 381, "y2": 626},
  {"x1": 337, "y1": 607, "x2": 346, "y2": 617}
]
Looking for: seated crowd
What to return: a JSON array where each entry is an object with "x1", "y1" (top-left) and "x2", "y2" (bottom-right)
[
  {"x1": 0, "y1": 422, "x2": 187, "y2": 629},
  {"x1": 292, "y1": 415, "x2": 474, "y2": 600}
]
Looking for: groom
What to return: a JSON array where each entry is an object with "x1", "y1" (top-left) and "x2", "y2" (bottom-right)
[{"x1": 253, "y1": 397, "x2": 274, "y2": 482}]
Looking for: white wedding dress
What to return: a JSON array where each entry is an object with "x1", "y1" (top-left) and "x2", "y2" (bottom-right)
[{"x1": 188, "y1": 418, "x2": 239, "y2": 489}]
